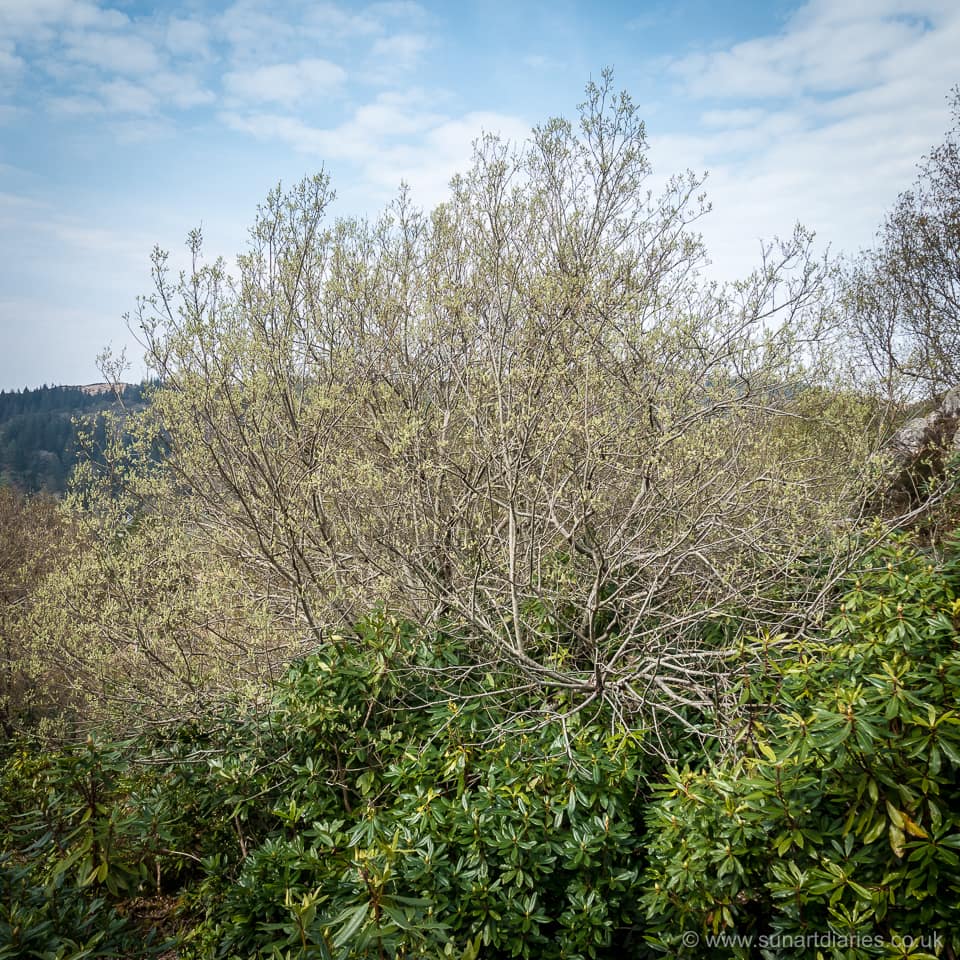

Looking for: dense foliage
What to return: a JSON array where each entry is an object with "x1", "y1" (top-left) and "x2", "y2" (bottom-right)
[
  {"x1": 643, "y1": 534, "x2": 960, "y2": 958},
  {"x1": 4, "y1": 532, "x2": 960, "y2": 958}
]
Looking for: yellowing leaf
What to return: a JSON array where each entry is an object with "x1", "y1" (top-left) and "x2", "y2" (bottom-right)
[
  {"x1": 889, "y1": 824, "x2": 906, "y2": 858},
  {"x1": 901, "y1": 813, "x2": 928, "y2": 839}
]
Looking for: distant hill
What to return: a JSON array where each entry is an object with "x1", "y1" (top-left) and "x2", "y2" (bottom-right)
[
  {"x1": 0, "y1": 383, "x2": 147, "y2": 494},
  {"x1": 77, "y1": 382, "x2": 126, "y2": 396}
]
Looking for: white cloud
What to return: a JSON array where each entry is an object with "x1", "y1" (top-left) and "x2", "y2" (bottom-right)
[
  {"x1": 149, "y1": 71, "x2": 215, "y2": 110},
  {"x1": 344, "y1": 89, "x2": 444, "y2": 138},
  {"x1": 224, "y1": 57, "x2": 346, "y2": 106},
  {"x1": 522, "y1": 54, "x2": 561, "y2": 70},
  {"x1": 44, "y1": 217, "x2": 152, "y2": 257},
  {"x1": 0, "y1": 0, "x2": 127, "y2": 38},
  {"x1": 165, "y1": 17, "x2": 213, "y2": 60},
  {"x1": 670, "y1": 0, "x2": 958, "y2": 100},
  {"x1": 368, "y1": 32, "x2": 428, "y2": 77},
  {"x1": 0, "y1": 42, "x2": 24, "y2": 76},
  {"x1": 221, "y1": 109, "x2": 329, "y2": 151},
  {"x1": 222, "y1": 92, "x2": 529, "y2": 210},
  {"x1": 98, "y1": 78, "x2": 156, "y2": 114},
  {"x1": 699, "y1": 107, "x2": 767, "y2": 129},
  {"x1": 379, "y1": 110, "x2": 529, "y2": 206},
  {"x1": 2, "y1": 0, "x2": 438, "y2": 140},
  {"x1": 217, "y1": 0, "x2": 297, "y2": 63},
  {"x1": 368, "y1": 1, "x2": 427, "y2": 19},
  {"x1": 0, "y1": 2, "x2": 221, "y2": 123},
  {"x1": 46, "y1": 71, "x2": 212, "y2": 116},
  {"x1": 222, "y1": 89, "x2": 449, "y2": 159},
  {"x1": 0, "y1": 190, "x2": 45, "y2": 215},
  {"x1": 0, "y1": 2, "x2": 126, "y2": 86},
  {"x1": 654, "y1": 0, "x2": 960, "y2": 278},
  {"x1": 301, "y1": 2, "x2": 382, "y2": 39},
  {"x1": 46, "y1": 92, "x2": 105, "y2": 114},
  {"x1": 109, "y1": 116, "x2": 176, "y2": 143},
  {"x1": 63, "y1": 29, "x2": 161, "y2": 74},
  {"x1": 295, "y1": 1, "x2": 427, "y2": 42}
]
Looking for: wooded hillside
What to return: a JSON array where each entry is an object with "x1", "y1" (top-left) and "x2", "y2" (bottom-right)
[{"x1": 0, "y1": 384, "x2": 146, "y2": 493}]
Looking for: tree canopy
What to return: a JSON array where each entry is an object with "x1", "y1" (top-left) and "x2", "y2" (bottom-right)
[
  {"x1": 120, "y1": 72, "x2": 890, "y2": 737},
  {"x1": 844, "y1": 87, "x2": 960, "y2": 400}
]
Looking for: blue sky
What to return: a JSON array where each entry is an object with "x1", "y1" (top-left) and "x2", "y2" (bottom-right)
[{"x1": 0, "y1": 0, "x2": 958, "y2": 389}]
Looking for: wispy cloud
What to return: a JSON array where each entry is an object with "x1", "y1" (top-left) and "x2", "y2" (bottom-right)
[
  {"x1": 224, "y1": 58, "x2": 346, "y2": 106},
  {"x1": 0, "y1": 191, "x2": 46, "y2": 215},
  {"x1": 46, "y1": 72, "x2": 212, "y2": 117},
  {"x1": 369, "y1": 31, "x2": 428, "y2": 69},
  {"x1": 149, "y1": 71, "x2": 216, "y2": 109},
  {"x1": 62, "y1": 28, "x2": 161, "y2": 74},
  {"x1": 0, "y1": 42, "x2": 25, "y2": 78},
  {"x1": 216, "y1": 0, "x2": 299, "y2": 63},
  {"x1": 651, "y1": 0, "x2": 960, "y2": 277},
  {"x1": 221, "y1": 89, "x2": 441, "y2": 158},
  {"x1": 300, "y1": 3, "x2": 382, "y2": 39},
  {"x1": 3, "y1": 2, "x2": 213, "y2": 121},
  {"x1": 98, "y1": 78, "x2": 156, "y2": 114},
  {"x1": 1, "y1": 0, "x2": 435, "y2": 136},
  {"x1": 222, "y1": 90, "x2": 529, "y2": 207},
  {"x1": 521, "y1": 54, "x2": 562, "y2": 70},
  {"x1": 46, "y1": 93, "x2": 104, "y2": 115},
  {"x1": 368, "y1": 2, "x2": 427, "y2": 19},
  {"x1": 0, "y1": 0, "x2": 127, "y2": 38},
  {"x1": 669, "y1": 0, "x2": 957, "y2": 99},
  {"x1": 164, "y1": 17, "x2": 214, "y2": 60}
]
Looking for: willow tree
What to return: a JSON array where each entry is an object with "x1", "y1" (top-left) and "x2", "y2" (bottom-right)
[
  {"x1": 844, "y1": 87, "x2": 960, "y2": 402},
  {"x1": 131, "y1": 73, "x2": 882, "y2": 737}
]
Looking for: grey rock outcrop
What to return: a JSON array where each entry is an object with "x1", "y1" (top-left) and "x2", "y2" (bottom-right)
[{"x1": 879, "y1": 386, "x2": 960, "y2": 514}]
